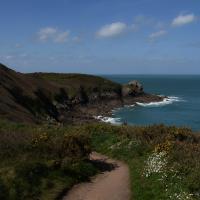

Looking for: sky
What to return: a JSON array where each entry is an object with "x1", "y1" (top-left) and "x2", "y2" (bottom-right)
[{"x1": 0, "y1": 0, "x2": 199, "y2": 74}]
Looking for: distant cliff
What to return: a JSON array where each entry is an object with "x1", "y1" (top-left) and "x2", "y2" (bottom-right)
[{"x1": 0, "y1": 63, "x2": 162, "y2": 124}]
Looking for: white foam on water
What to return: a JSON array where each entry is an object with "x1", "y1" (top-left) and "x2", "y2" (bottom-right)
[
  {"x1": 94, "y1": 115, "x2": 121, "y2": 124},
  {"x1": 124, "y1": 104, "x2": 135, "y2": 108},
  {"x1": 136, "y1": 96, "x2": 184, "y2": 107},
  {"x1": 94, "y1": 96, "x2": 184, "y2": 124}
]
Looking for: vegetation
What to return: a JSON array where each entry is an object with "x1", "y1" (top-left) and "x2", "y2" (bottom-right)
[
  {"x1": 0, "y1": 120, "x2": 97, "y2": 200},
  {"x1": 87, "y1": 123, "x2": 200, "y2": 200},
  {"x1": 0, "y1": 120, "x2": 200, "y2": 200},
  {"x1": 0, "y1": 63, "x2": 122, "y2": 123},
  {"x1": 30, "y1": 72, "x2": 122, "y2": 98},
  {"x1": 31, "y1": 73, "x2": 120, "y2": 88}
]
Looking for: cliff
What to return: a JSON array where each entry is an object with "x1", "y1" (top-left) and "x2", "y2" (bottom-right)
[{"x1": 0, "y1": 63, "x2": 162, "y2": 124}]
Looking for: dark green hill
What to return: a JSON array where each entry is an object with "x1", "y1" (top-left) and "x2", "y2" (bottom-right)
[
  {"x1": 0, "y1": 63, "x2": 162, "y2": 124},
  {"x1": 29, "y1": 72, "x2": 122, "y2": 99}
]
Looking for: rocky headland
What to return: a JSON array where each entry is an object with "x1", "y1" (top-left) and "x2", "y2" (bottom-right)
[{"x1": 0, "y1": 63, "x2": 163, "y2": 124}]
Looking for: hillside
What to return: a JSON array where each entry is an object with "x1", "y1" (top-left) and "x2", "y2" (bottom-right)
[
  {"x1": 0, "y1": 63, "x2": 162, "y2": 124},
  {"x1": 0, "y1": 64, "x2": 199, "y2": 200},
  {"x1": 0, "y1": 121, "x2": 199, "y2": 200}
]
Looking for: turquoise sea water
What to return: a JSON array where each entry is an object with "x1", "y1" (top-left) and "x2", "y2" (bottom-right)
[{"x1": 102, "y1": 75, "x2": 200, "y2": 131}]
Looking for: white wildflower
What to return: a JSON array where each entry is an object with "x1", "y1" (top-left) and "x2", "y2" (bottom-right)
[
  {"x1": 143, "y1": 151, "x2": 168, "y2": 178},
  {"x1": 169, "y1": 191, "x2": 194, "y2": 200}
]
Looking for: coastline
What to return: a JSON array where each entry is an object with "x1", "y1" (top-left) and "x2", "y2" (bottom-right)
[
  {"x1": 77, "y1": 93, "x2": 165, "y2": 125},
  {"x1": 93, "y1": 95, "x2": 185, "y2": 125},
  {"x1": 0, "y1": 63, "x2": 166, "y2": 125}
]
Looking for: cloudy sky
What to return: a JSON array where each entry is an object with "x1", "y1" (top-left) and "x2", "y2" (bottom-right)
[{"x1": 0, "y1": 0, "x2": 199, "y2": 74}]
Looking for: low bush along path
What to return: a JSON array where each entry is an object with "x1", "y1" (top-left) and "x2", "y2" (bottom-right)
[{"x1": 63, "y1": 152, "x2": 131, "y2": 200}]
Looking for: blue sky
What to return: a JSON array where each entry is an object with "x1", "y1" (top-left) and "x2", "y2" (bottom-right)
[{"x1": 0, "y1": 0, "x2": 199, "y2": 74}]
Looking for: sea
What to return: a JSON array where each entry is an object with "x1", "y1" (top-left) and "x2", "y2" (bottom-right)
[{"x1": 100, "y1": 75, "x2": 200, "y2": 131}]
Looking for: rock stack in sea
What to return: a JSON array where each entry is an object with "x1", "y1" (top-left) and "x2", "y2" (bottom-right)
[{"x1": 122, "y1": 80, "x2": 143, "y2": 97}]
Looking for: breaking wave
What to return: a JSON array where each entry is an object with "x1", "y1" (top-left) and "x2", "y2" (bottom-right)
[
  {"x1": 94, "y1": 115, "x2": 121, "y2": 124},
  {"x1": 136, "y1": 96, "x2": 184, "y2": 107}
]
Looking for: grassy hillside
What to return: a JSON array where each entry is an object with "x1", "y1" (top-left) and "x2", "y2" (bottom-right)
[
  {"x1": 89, "y1": 124, "x2": 200, "y2": 200},
  {"x1": 29, "y1": 73, "x2": 121, "y2": 97},
  {"x1": 0, "y1": 120, "x2": 200, "y2": 200},
  {"x1": 0, "y1": 63, "x2": 122, "y2": 123}
]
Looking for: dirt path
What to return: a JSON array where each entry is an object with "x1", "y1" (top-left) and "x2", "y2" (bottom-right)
[{"x1": 63, "y1": 152, "x2": 130, "y2": 200}]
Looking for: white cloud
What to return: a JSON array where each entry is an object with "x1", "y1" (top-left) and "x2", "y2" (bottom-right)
[
  {"x1": 38, "y1": 27, "x2": 57, "y2": 41},
  {"x1": 172, "y1": 14, "x2": 196, "y2": 27},
  {"x1": 54, "y1": 31, "x2": 70, "y2": 43},
  {"x1": 149, "y1": 30, "x2": 167, "y2": 40},
  {"x1": 37, "y1": 27, "x2": 70, "y2": 43},
  {"x1": 96, "y1": 22, "x2": 127, "y2": 38}
]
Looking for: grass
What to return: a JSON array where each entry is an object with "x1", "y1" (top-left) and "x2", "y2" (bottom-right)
[
  {"x1": 30, "y1": 72, "x2": 122, "y2": 98},
  {"x1": 87, "y1": 123, "x2": 200, "y2": 200},
  {"x1": 0, "y1": 121, "x2": 200, "y2": 200}
]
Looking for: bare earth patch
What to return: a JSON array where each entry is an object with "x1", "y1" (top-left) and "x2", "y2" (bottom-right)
[{"x1": 63, "y1": 152, "x2": 131, "y2": 200}]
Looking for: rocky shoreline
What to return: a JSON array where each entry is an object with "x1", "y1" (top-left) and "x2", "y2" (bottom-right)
[
  {"x1": 65, "y1": 93, "x2": 165, "y2": 125},
  {"x1": 0, "y1": 63, "x2": 165, "y2": 124},
  {"x1": 64, "y1": 80, "x2": 165, "y2": 124}
]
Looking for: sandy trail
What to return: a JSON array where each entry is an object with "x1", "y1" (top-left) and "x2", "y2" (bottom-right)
[{"x1": 63, "y1": 152, "x2": 130, "y2": 200}]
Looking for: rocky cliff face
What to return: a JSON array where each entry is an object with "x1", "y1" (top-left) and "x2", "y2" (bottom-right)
[{"x1": 0, "y1": 63, "x2": 161, "y2": 124}]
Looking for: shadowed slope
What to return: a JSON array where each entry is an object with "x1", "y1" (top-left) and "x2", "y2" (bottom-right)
[
  {"x1": 0, "y1": 63, "x2": 162, "y2": 124},
  {"x1": 0, "y1": 64, "x2": 122, "y2": 123}
]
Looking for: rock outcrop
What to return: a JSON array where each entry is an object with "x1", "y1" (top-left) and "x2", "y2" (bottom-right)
[{"x1": 122, "y1": 80, "x2": 143, "y2": 97}]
